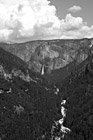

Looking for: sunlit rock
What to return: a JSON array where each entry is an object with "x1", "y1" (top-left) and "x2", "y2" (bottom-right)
[{"x1": 51, "y1": 100, "x2": 71, "y2": 140}]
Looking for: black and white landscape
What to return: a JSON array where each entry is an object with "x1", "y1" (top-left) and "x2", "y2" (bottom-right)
[
  {"x1": 0, "y1": 0, "x2": 93, "y2": 140},
  {"x1": 0, "y1": 38, "x2": 93, "y2": 140}
]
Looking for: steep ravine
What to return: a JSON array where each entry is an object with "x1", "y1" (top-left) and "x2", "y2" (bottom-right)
[{"x1": 0, "y1": 40, "x2": 93, "y2": 140}]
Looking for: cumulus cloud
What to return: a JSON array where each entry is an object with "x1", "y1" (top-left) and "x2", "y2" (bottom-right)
[
  {"x1": 0, "y1": 0, "x2": 61, "y2": 42},
  {"x1": 68, "y1": 5, "x2": 82, "y2": 13},
  {"x1": 0, "y1": 0, "x2": 92, "y2": 43},
  {"x1": 60, "y1": 14, "x2": 93, "y2": 39}
]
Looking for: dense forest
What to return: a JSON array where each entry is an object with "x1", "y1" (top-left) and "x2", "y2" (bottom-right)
[{"x1": 0, "y1": 39, "x2": 93, "y2": 140}]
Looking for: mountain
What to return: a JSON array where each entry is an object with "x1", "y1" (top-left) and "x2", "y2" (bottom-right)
[
  {"x1": 59, "y1": 54, "x2": 93, "y2": 140},
  {"x1": 0, "y1": 38, "x2": 93, "y2": 75},
  {"x1": 0, "y1": 47, "x2": 70, "y2": 140},
  {"x1": 0, "y1": 39, "x2": 93, "y2": 140}
]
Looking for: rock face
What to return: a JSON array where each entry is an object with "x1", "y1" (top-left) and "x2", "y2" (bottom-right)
[
  {"x1": 0, "y1": 38, "x2": 93, "y2": 74},
  {"x1": 0, "y1": 45, "x2": 93, "y2": 140},
  {"x1": 0, "y1": 47, "x2": 62, "y2": 140}
]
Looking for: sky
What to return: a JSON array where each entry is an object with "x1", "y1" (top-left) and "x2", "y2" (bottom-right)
[
  {"x1": 0, "y1": 0, "x2": 93, "y2": 43},
  {"x1": 50, "y1": 0, "x2": 93, "y2": 26}
]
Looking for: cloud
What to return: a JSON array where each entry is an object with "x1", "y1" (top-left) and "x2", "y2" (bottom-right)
[
  {"x1": 68, "y1": 5, "x2": 82, "y2": 13},
  {"x1": 60, "y1": 14, "x2": 93, "y2": 39},
  {"x1": 0, "y1": 0, "x2": 92, "y2": 43},
  {"x1": 61, "y1": 14, "x2": 84, "y2": 31},
  {"x1": 0, "y1": 0, "x2": 61, "y2": 42}
]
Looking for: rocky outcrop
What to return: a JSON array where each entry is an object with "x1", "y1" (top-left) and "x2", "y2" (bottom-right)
[
  {"x1": 0, "y1": 47, "x2": 63, "y2": 140},
  {"x1": 0, "y1": 44, "x2": 93, "y2": 140},
  {"x1": 0, "y1": 38, "x2": 93, "y2": 74}
]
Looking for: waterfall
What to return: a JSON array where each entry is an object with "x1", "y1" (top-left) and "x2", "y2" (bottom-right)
[{"x1": 41, "y1": 65, "x2": 44, "y2": 75}]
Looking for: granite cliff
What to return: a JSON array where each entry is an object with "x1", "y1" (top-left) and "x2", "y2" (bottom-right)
[
  {"x1": 0, "y1": 41, "x2": 93, "y2": 140},
  {"x1": 1, "y1": 38, "x2": 93, "y2": 75}
]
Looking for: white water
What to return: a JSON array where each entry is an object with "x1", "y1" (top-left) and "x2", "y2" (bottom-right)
[{"x1": 51, "y1": 100, "x2": 71, "y2": 140}]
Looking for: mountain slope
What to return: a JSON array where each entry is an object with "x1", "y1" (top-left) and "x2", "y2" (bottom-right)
[
  {"x1": 0, "y1": 47, "x2": 63, "y2": 140},
  {"x1": 0, "y1": 38, "x2": 92, "y2": 75},
  {"x1": 59, "y1": 55, "x2": 93, "y2": 140},
  {"x1": 0, "y1": 46, "x2": 93, "y2": 140}
]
